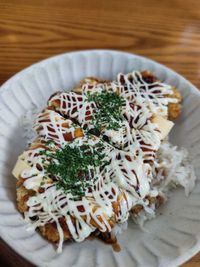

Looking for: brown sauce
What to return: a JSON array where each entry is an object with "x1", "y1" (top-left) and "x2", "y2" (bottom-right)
[
  {"x1": 89, "y1": 231, "x2": 121, "y2": 252},
  {"x1": 111, "y1": 241, "x2": 121, "y2": 252}
]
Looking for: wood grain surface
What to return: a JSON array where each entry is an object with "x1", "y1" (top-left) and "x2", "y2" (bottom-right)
[{"x1": 0, "y1": 0, "x2": 200, "y2": 266}]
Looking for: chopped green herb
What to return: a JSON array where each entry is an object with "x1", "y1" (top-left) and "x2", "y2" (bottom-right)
[
  {"x1": 46, "y1": 140, "x2": 55, "y2": 147},
  {"x1": 44, "y1": 143, "x2": 108, "y2": 199},
  {"x1": 87, "y1": 90, "x2": 125, "y2": 131}
]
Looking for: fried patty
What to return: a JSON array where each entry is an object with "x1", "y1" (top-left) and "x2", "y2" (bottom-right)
[
  {"x1": 73, "y1": 71, "x2": 182, "y2": 120},
  {"x1": 16, "y1": 180, "x2": 165, "y2": 243}
]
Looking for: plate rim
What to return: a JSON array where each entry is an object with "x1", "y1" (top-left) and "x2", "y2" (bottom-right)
[
  {"x1": 1, "y1": 49, "x2": 200, "y2": 96},
  {"x1": 0, "y1": 49, "x2": 200, "y2": 267}
]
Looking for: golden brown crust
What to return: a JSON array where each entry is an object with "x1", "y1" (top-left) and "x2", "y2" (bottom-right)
[
  {"x1": 17, "y1": 185, "x2": 29, "y2": 213},
  {"x1": 16, "y1": 182, "x2": 72, "y2": 242},
  {"x1": 72, "y1": 77, "x2": 110, "y2": 94},
  {"x1": 17, "y1": 178, "x2": 115, "y2": 242},
  {"x1": 168, "y1": 103, "x2": 181, "y2": 120},
  {"x1": 131, "y1": 204, "x2": 144, "y2": 215},
  {"x1": 16, "y1": 181, "x2": 35, "y2": 213},
  {"x1": 39, "y1": 224, "x2": 60, "y2": 243},
  {"x1": 17, "y1": 178, "x2": 165, "y2": 243},
  {"x1": 171, "y1": 87, "x2": 182, "y2": 103},
  {"x1": 73, "y1": 73, "x2": 182, "y2": 120},
  {"x1": 141, "y1": 71, "x2": 182, "y2": 120},
  {"x1": 168, "y1": 87, "x2": 182, "y2": 120},
  {"x1": 131, "y1": 195, "x2": 165, "y2": 216},
  {"x1": 39, "y1": 217, "x2": 71, "y2": 243},
  {"x1": 140, "y1": 70, "x2": 159, "y2": 84}
]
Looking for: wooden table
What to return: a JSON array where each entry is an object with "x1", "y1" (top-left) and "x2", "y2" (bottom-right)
[{"x1": 0, "y1": 0, "x2": 199, "y2": 266}]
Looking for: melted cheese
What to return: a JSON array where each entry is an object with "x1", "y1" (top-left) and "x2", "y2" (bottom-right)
[
  {"x1": 151, "y1": 115, "x2": 174, "y2": 140},
  {"x1": 12, "y1": 155, "x2": 31, "y2": 179}
]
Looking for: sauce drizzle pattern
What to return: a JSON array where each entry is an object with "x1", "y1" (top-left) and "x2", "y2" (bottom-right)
[{"x1": 20, "y1": 71, "x2": 177, "y2": 252}]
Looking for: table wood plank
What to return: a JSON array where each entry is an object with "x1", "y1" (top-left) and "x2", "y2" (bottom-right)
[{"x1": 0, "y1": 0, "x2": 199, "y2": 266}]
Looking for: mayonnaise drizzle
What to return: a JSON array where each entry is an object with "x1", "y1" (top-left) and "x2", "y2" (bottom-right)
[{"x1": 20, "y1": 71, "x2": 176, "y2": 252}]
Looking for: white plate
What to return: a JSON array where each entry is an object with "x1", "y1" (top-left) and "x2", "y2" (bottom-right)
[{"x1": 0, "y1": 50, "x2": 200, "y2": 267}]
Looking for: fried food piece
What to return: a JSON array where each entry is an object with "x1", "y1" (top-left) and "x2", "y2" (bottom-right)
[
  {"x1": 141, "y1": 71, "x2": 182, "y2": 120},
  {"x1": 39, "y1": 218, "x2": 71, "y2": 243},
  {"x1": 17, "y1": 179, "x2": 116, "y2": 243},
  {"x1": 39, "y1": 224, "x2": 61, "y2": 243},
  {"x1": 15, "y1": 71, "x2": 183, "y2": 249},
  {"x1": 17, "y1": 182, "x2": 72, "y2": 242},
  {"x1": 72, "y1": 77, "x2": 110, "y2": 94},
  {"x1": 73, "y1": 72, "x2": 182, "y2": 120},
  {"x1": 16, "y1": 184, "x2": 30, "y2": 213},
  {"x1": 16, "y1": 183, "x2": 35, "y2": 213},
  {"x1": 140, "y1": 70, "x2": 158, "y2": 84},
  {"x1": 131, "y1": 194, "x2": 165, "y2": 216},
  {"x1": 168, "y1": 87, "x2": 182, "y2": 120}
]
